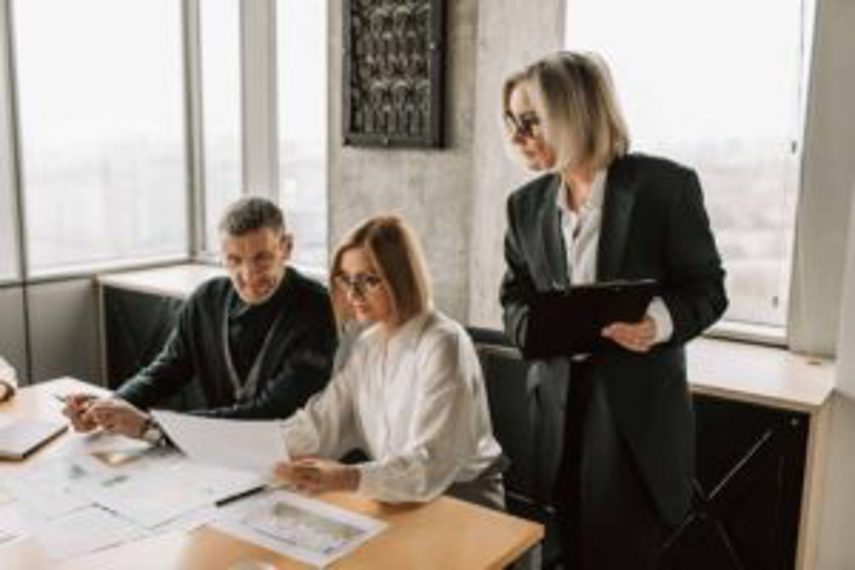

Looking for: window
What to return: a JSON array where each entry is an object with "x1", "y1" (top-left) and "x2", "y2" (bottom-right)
[
  {"x1": 13, "y1": 0, "x2": 187, "y2": 275},
  {"x1": 0, "y1": 71, "x2": 17, "y2": 281},
  {"x1": 565, "y1": 0, "x2": 810, "y2": 328},
  {"x1": 277, "y1": 0, "x2": 328, "y2": 269},
  {"x1": 0, "y1": 154, "x2": 17, "y2": 281},
  {"x1": 200, "y1": 0, "x2": 242, "y2": 252}
]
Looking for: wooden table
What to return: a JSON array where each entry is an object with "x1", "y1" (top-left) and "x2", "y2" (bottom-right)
[{"x1": 0, "y1": 379, "x2": 543, "y2": 569}]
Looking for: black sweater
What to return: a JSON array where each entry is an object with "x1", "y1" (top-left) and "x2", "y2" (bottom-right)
[{"x1": 116, "y1": 267, "x2": 337, "y2": 419}]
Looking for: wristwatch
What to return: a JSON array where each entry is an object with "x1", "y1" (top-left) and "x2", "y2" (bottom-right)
[{"x1": 140, "y1": 417, "x2": 166, "y2": 446}]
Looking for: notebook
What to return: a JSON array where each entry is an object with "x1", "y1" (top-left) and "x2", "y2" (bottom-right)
[
  {"x1": 0, "y1": 418, "x2": 68, "y2": 460},
  {"x1": 523, "y1": 279, "x2": 659, "y2": 359}
]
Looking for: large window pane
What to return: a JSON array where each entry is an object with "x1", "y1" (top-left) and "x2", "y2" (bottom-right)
[
  {"x1": 200, "y1": 0, "x2": 242, "y2": 251},
  {"x1": 13, "y1": 0, "x2": 186, "y2": 275},
  {"x1": 278, "y1": 0, "x2": 328, "y2": 269},
  {"x1": 0, "y1": 84, "x2": 17, "y2": 281},
  {"x1": 0, "y1": 168, "x2": 17, "y2": 281},
  {"x1": 565, "y1": 0, "x2": 808, "y2": 327}
]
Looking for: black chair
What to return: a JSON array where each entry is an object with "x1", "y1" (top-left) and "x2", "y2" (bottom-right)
[{"x1": 467, "y1": 327, "x2": 563, "y2": 568}]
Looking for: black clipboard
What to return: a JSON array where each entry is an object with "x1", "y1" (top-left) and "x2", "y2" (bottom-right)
[{"x1": 523, "y1": 279, "x2": 659, "y2": 359}]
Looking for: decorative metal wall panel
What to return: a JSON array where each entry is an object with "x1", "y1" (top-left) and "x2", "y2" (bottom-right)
[{"x1": 343, "y1": 0, "x2": 445, "y2": 148}]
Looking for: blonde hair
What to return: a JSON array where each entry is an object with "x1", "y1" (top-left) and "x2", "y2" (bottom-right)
[
  {"x1": 330, "y1": 215, "x2": 432, "y2": 327},
  {"x1": 502, "y1": 51, "x2": 629, "y2": 171}
]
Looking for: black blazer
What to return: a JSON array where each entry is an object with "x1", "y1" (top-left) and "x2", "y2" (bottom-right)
[{"x1": 500, "y1": 153, "x2": 727, "y2": 525}]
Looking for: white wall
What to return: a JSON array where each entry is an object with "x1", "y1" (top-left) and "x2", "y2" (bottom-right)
[
  {"x1": 788, "y1": 0, "x2": 855, "y2": 356},
  {"x1": 806, "y1": 0, "x2": 855, "y2": 566}
]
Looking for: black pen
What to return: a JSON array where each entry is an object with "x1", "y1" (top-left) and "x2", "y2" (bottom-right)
[
  {"x1": 215, "y1": 484, "x2": 268, "y2": 507},
  {"x1": 54, "y1": 393, "x2": 99, "y2": 404}
]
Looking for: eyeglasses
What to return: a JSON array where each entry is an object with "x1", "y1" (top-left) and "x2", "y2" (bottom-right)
[
  {"x1": 503, "y1": 111, "x2": 541, "y2": 139},
  {"x1": 334, "y1": 272, "x2": 384, "y2": 298}
]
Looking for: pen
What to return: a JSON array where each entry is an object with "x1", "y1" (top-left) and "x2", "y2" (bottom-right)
[
  {"x1": 54, "y1": 393, "x2": 99, "y2": 404},
  {"x1": 215, "y1": 484, "x2": 268, "y2": 507}
]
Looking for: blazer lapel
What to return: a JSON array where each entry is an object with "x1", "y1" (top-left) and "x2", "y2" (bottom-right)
[
  {"x1": 538, "y1": 175, "x2": 570, "y2": 290},
  {"x1": 597, "y1": 157, "x2": 637, "y2": 281}
]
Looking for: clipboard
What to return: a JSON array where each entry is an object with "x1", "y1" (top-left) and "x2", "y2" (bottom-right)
[{"x1": 523, "y1": 279, "x2": 659, "y2": 359}]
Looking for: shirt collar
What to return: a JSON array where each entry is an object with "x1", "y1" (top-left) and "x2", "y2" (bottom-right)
[{"x1": 555, "y1": 169, "x2": 607, "y2": 217}]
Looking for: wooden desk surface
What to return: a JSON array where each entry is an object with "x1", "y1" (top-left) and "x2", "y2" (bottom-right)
[{"x1": 0, "y1": 379, "x2": 543, "y2": 570}]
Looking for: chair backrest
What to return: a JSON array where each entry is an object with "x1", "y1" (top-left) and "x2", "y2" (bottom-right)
[{"x1": 467, "y1": 328, "x2": 540, "y2": 508}]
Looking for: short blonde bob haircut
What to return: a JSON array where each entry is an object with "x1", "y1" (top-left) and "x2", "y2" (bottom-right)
[
  {"x1": 502, "y1": 51, "x2": 630, "y2": 171},
  {"x1": 330, "y1": 215, "x2": 432, "y2": 327}
]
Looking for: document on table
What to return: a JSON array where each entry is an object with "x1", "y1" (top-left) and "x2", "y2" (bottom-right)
[
  {"x1": 32, "y1": 505, "x2": 148, "y2": 561},
  {"x1": 3, "y1": 447, "x2": 263, "y2": 528},
  {"x1": 0, "y1": 502, "x2": 29, "y2": 545},
  {"x1": 152, "y1": 410, "x2": 289, "y2": 473},
  {"x1": 70, "y1": 447, "x2": 264, "y2": 528},
  {"x1": 213, "y1": 489, "x2": 387, "y2": 568}
]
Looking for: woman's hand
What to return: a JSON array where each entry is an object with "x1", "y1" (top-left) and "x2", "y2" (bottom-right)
[
  {"x1": 274, "y1": 457, "x2": 360, "y2": 494},
  {"x1": 602, "y1": 316, "x2": 657, "y2": 353}
]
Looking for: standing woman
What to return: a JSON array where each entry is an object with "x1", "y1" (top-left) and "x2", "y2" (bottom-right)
[
  {"x1": 275, "y1": 215, "x2": 505, "y2": 509},
  {"x1": 500, "y1": 52, "x2": 727, "y2": 568}
]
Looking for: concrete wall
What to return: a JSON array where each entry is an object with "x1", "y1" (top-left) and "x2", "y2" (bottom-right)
[
  {"x1": 328, "y1": 0, "x2": 480, "y2": 319},
  {"x1": 467, "y1": 0, "x2": 565, "y2": 327},
  {"x1": 328, "y1": 0, "x2": 565, "y2": 323}
]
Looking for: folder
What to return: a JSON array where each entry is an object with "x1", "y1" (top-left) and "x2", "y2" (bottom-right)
[
  {"x1": 0, "y1": 418, "x2": 67, "y2": 460},
  {"x1": 523, "y1": 279, "x2": 659, "y2": 359}
]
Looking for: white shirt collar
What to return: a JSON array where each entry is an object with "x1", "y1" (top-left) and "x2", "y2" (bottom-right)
[{"x1": 555, "y1": 169, "x2": 607, "y2": 217}]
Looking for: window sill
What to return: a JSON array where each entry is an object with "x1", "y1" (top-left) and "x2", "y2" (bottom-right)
[{"x1": 687, "y1": 336, "x2": 834, "y2": 413}]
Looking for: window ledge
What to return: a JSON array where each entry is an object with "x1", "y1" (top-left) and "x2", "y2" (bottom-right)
[
  {"x1": 688, "y1": 337, "x2": 835, "y2": 413},
  {"x1": 97, "y1": 263, "x2": 225, "y2": 300}
]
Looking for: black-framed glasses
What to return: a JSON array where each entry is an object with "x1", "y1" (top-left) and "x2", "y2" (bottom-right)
[
  {"x1": 503, "y1": 111, "x2": 541, "y2": 138},
  {"x1": 334, "y1": 272, "x2": 384, "y2": 297}
]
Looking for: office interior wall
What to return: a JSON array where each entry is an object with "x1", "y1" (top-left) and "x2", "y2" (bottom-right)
[
  {"x1": 816, "y1": 190, "x2": 855, "y2": 568},
  {"x1": 26, "y1": 279, "x2": 100, "y2": 385},
  {"x1": 467, "y1": 0, "x2": 565, "y2": 327},
  {"x1": 787, "y1": 0, "x2": 855, "y2": 357},
  {"x1": 0, "y1": 285, "x2": 28, "y2": 384},
  {"x1": 327, "y1": 0, "x2": 479, "y2": 320}
]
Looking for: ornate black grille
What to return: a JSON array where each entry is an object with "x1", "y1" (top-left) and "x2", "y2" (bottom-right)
[{"x1": 343, "y1": 0, "x2": 445, "y2": 148}]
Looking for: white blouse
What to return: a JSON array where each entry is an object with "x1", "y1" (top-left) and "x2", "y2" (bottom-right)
[{"x1": 281, "y1": 311, "x2": 503, "y2": 503}]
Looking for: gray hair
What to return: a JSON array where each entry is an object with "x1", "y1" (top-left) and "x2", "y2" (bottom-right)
[
  {"x1": 218, "y1": 197, "x2": 286, "y2": 237},
  {"x1": 502, "y1": 51, "x2": 630, "y2": 171}
]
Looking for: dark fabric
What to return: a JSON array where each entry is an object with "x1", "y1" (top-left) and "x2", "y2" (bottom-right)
[
  {"x1": 556, "y1": 360, "x2": 666, "y2": 569},
  {"x1": 115, "y1": 267, "x2": 337, "y2": 420},
  {"x1": 227, "y1": 277, "x2": 290, "y2": 385},
  {"x1": 500, "y1": 153, "x2": 728, "y2": 528}
]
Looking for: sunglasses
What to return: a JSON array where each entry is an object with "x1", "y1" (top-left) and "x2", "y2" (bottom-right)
[{"x1": 503, "y1": 111, "x2": 541, "y2": 138}]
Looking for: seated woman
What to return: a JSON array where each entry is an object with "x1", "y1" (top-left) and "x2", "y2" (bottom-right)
[
  {"x1": 0, "y1": 356, "x2": 16, "y2": 403},
  {"x1": 275, "y1": 215, "x2": 505, "y2": 509}
]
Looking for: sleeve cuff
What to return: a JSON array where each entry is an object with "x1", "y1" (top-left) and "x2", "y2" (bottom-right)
[{"x1": 647, "y1": 296, "x2": 674, "y2": 344}]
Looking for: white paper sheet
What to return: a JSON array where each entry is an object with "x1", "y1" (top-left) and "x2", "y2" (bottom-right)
[
  {"x1": 213, "y1": 489, "x2": 387, "y2": 568},
  {"x1": 2, "y1": 457, "x2": 100, "y2": 519},
  {"x1": 70, "y1": 447, "x2": 264, "y2": 528},
  {"x1": 33, "y1": 505, "x2": 148, "y2": 561},
  {"x1": 0, "y1": 502, "x2": 29, "y2": 545},
  {"x1": 5, "y1": 447, "x2": 263, "y2": 529},
  {"x1": 152, "y1": 410, "x2": 289, "y2": 473}
]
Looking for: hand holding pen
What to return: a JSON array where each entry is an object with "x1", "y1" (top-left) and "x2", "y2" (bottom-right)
[{"x1": 58, "y1": 393, "x2": 101, "y2": 432}]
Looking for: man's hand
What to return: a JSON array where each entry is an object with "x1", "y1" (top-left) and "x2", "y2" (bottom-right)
[
  {"x1": 82, "y1": 398, "x2": 149, "y2": 438},
  {"x1": 274, "y1": 457, "x2": 360, "y2": 494},
  {"x1": 602, "y1": 316, "x2": 658, "y2": 353},
  {"x1": 61, "y1": 393, "x2": 102, "y2": 432}
]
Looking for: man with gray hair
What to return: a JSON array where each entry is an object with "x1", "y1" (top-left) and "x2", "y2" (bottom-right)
[{"x1": 62, "y1": 197, "x2": 337, "y2": 443}]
